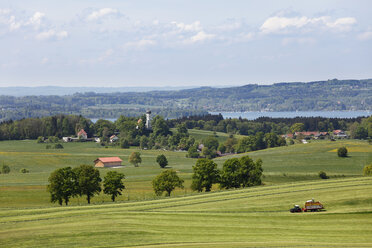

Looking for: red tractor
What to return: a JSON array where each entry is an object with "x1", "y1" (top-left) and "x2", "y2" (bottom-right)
[{"x1": 290, "y1": 199, "x2": 324, "y2": 213}]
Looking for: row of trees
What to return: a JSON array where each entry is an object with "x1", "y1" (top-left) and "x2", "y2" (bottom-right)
[
  {"x1": 48, "y1": 155, "x2": 263, "y2": 205},
  {"x1": 167, "y1": 114, "x2": 367, "y2": 136},
  {"x1": 48, "y1": 165, "x2": 124, "y2": 205}
]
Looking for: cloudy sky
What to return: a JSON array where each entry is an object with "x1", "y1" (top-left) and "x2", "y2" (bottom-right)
[{"x1": 0, "y1": 0, "x2": 371, "y2": 87}]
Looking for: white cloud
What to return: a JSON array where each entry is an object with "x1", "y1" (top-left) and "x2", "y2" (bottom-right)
[
  {"x1": 358, "y1": 31, "x2": 372, "y2": 41},
  {"x1": 27, "y1": 12, "x2": 45, "y2": 29},
  {"x1": 189, "y1": 31, "x2": 215, "y2": 43},
  {"x1": 8, "y1": 15, "x2": 22, "y2": 31},
  {"x1": 172, "y1": 21, "x2": 202, "y2": 32},
  {"x1": 260, "y1": 15, "x2": 357, "y2": 34},
  {"x1": 36, "y1": 30, "x2": 68, "y2": 41},
  {"x1": 0, "y1": 9, "x2": 10, "y2": 15},
  {"x1": 86, "y1": 8, "x2": 118, "y2": 21},
  {"x1": 123, "y1": 39, "x2": 156, "y2": 50}
]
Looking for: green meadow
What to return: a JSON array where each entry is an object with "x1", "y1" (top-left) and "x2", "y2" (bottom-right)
[
  {"x1": 0, "y1": 131, "x2": 371, "y2": 247},
  {"x1": 1, "y1": 177, "x2": 372, "y2": 247},
  {"x1": 0, "y1": 133, "x2": 371, "y2": 208}
]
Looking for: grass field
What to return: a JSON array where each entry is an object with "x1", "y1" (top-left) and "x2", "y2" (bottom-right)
[
  {"x1": 0, "y1": 134, "x2": 371, "y2": 208},
  {"x1": 1, "y1": 177, "x2": 372, "y2": 247}
]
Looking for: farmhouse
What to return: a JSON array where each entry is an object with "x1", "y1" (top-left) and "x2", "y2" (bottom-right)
[
  {"x1": 77, "y1": 129, "x2": 88, "y2": 140},
  {"x1": 94, "y1": 157, "x2": 123, "y2": 167},
  {"x1": 110, "y1": 135, "x2": 119, "y2": 143},
  {"x1": 333, "y1": 129, "x2": 348, "y2": 138},
  {"x1": 294, "y1": 131, "x2": 328, "y2": 139}
]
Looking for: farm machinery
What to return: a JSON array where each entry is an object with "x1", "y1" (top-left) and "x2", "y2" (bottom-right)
[{"x1": 290, "y1": 199, "x2": 324, "y2": 213}]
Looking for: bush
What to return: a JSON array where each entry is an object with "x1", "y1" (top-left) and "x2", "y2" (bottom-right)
[
  {"x1": 46, "y1": 145, "x2": 51, "y2": 149},
  {"x1": 156, "y1": 154, "x2": 168, "y2": 168},
  {"x1": 120, "y1": 138, "x2": 130, "y2": 149},
  {"x1": 363, "y1": 163, "x2": 372, "y2": 176},
  {"x1": 1, "y1": 164, "x2": 10, "y2": 174},
  {"x1": 20, "y1": 168, "x2": 29, "y2": 173},
  {"x1": 319, "y1": 171, "x2": 329, "y2": 179},
  {"x1": 337, "y1": 147, "x2": 348, "y2": 157},
  {"x1": 36, "y1": 136, "x2": 44, "y2": 143},
  {"x1": 54, "y1": 143, "x2": 64, "y2": 149}
]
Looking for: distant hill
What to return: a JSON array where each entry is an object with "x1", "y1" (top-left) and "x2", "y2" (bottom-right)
[
  {"x1": 0, "y1": 79, "x2": 371, "y2": 121},
  {"x1": 0, "y1": 86, "x2": 196, "y2": 96}
]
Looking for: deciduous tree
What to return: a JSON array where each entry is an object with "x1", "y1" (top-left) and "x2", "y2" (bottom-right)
[
  {"x1": 103, "y1": 171, "x2": 125, "y2": 202},
  {"x1": 129, "y1": 152, "x2": 142, "y2": 167},
  {"x1": 73, "y1": 165, "x2": 101, "y2": 204},
  {"x1": 156, "y1": 154, "x2": 168, "y2": 168},
  {"x1": 191, "y1": 159, "x2": 219, "y2": 192},
  {"x1": 47, "y1": 167, "x2": 77, "y2": 206},
  {"x1": 152, "y1": 169, "x2": 184, "y2": 196}
]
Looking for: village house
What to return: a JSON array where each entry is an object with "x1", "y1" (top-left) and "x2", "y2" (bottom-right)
[
  {"x1": 94, "y1": 157, "x2": 123, "y2": 167},
  {"x1": 294, "y1": 131, "x2": 328, "y2": 139},
  {"x1": 77, "y1": 129, "x2": 88, "y2": 140},
  {"x1": 110, "y1": 135, "x2": 119, "y2": 143},
  {"x1": 332, "y1": 130, "x2": 348, "y2": 138}
]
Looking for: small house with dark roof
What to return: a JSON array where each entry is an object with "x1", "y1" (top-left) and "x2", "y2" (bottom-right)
[{"x1": 94, "y1": 157, "x2": 123, "y2": 167}]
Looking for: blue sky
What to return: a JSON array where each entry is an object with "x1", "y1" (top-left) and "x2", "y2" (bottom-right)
[{"x1": 0, "y1": 0, "x2": 371, "y2": 87}]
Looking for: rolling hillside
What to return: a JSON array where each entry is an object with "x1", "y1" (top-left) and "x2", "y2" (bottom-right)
[{"x1": 1, "y1": 177, "x2": 372, "y2": 247}]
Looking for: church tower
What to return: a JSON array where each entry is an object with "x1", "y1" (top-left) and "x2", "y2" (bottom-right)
[{"x1": 145, "y1": 110, "x2": 152, "y2": 130}]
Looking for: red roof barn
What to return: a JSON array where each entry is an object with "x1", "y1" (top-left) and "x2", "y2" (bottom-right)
[{"x1": 94, "y1": 157, "x2": 123, "y2": 167}]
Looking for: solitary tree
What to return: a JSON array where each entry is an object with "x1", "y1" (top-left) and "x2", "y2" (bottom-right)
[
  {"x1": 129, "y1": 152, "x2": 142, "y2": 167},
  {"x1": 103, "y1": 171, "x2": 125, "y2": 202},
  {"x1": 337, "y1": 147, "x2": 348, "y2": 157},
  {"x1": 191, "y1": 159, "x2": 220, "y2": 192},
  {"x1": 47, "y1": 167, "x2": 77, "y2": 206},
  {"x1": 152, "y1": 169, "x2": 184, "y2": 196},
  {"x1": 73, "y1": 165, "x2": 101, "y2": 204},
  {"x1": 156, "y1": 154, "x2": 168, "y2": 168}
]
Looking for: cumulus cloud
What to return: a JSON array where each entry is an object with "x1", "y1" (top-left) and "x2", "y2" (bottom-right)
[
  {"x1": 36, "y1": 30, "x2": 68, "y2": 41},
  {"x1": 27, "y1": 12, "x2": 45, "y2": 29},
  {"x1": 172, "y1": 21, "x2": 202, "y2": 32},
  {"x1": 189, "y1": 31, "x2": 215, "y2": 43},
  {"x1": 260, "y1": 15, "x2": 357, "y2": 34},
  {"x1": 358, "y1": 31, "x2": 372, "y2": 41},
  {"x1": 86, "y1": 8, "x2": 119, "y2": 21}
]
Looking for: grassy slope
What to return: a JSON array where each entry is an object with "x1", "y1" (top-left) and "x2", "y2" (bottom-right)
[
  {"x1": 0, "y1": 177, "x2": 372, "y2": 247},
  {"x1": 0, "y1": 137, "x2": 371, "y2": 208}
]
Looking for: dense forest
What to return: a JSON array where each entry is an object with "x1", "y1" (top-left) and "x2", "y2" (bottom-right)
[{"x1": 0, "y1": 79, "x2": 371, "y2": 121}]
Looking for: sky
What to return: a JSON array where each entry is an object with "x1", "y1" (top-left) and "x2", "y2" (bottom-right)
[{"x1": 0, "y1": 0, "x2": 371, "y2": 87}]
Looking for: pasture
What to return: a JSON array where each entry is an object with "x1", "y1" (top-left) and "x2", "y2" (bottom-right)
[
  {"x1": 0, "y1": 133, "x2": 371, "y2": 208},
  {"x1": 1, "y1": 177, "x2": 372, "y2": 247}
]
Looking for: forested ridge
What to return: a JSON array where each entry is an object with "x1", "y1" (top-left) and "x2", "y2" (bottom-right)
[{"x1": 0, "y1": 79, "x2": 371, "y2": 121}]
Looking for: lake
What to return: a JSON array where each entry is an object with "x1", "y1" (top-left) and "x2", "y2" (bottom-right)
[
  {"x1": 209, "y1": 111, "x2": 371, "y2": 120},
  {"x1": 90, "y1": 111, "x2": 371, "y2": 122}
]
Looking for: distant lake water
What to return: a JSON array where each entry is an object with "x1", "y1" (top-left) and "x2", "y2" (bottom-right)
[
  {"x1": 90, "y1": 111, "x2": 371, "y2": 122},
  {"x1": 209, "y1": 111, "x2": 371, "y2": 120}
]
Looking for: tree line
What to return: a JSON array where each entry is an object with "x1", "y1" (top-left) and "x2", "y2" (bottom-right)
[{"x1": 48, "y1": 155, "x2": 262, "y2": 205}]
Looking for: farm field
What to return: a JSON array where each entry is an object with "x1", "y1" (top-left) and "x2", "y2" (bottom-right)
[
  {"x1": 0, "y1": 133, "x2": 372, "y2": 208},
  {"x1": 0, "y1": 132, "x2": 371, "y2": 208},
  {"x1": 1, "y1": 177, "x2": 372, "y2": 247}
]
